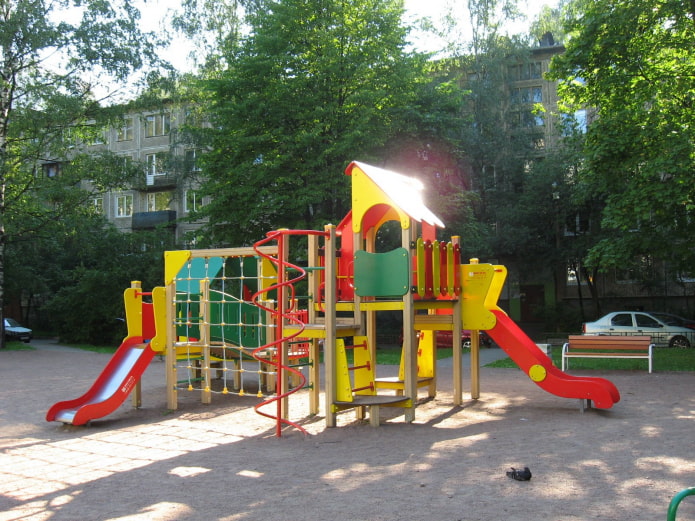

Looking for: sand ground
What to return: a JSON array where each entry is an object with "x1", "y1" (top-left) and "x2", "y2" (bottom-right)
[{"x1": 1, "y1": 339, "x2": 694, "y2": 521}]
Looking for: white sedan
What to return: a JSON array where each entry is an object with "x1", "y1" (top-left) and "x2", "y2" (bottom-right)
[{"x1": 583, "y1": 311, "x2": 694, "y2": 348}]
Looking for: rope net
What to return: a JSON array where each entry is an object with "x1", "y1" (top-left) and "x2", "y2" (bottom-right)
[{"x1": 171, "y1": 254, "x2": 307, "y2": 399}]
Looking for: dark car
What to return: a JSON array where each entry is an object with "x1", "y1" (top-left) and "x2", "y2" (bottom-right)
[{"x1": 4, "y1": 318, "x2": 32, "y2": 343}]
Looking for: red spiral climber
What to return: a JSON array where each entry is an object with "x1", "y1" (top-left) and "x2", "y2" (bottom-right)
[{"x1": 251, "y1": 228, "x2": 328, "y2": 437}]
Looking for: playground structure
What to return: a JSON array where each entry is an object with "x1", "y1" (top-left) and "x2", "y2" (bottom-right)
[{"x1": 47, "y1": 160, "x2": 621, "y2": 435}]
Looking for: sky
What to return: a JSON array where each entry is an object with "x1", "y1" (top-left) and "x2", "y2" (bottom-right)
[{"x1": 138, "y1": 0, "x2": 556, "y2": 72}]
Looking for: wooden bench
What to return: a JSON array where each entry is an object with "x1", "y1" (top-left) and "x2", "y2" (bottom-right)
[{"x1": 562, "y1": 335, "x2": 654, "y2": 373}]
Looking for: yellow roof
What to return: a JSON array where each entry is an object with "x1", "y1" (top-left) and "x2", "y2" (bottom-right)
[{"x1": 346, "y1": 161, "x2": 445, "y2": 233}]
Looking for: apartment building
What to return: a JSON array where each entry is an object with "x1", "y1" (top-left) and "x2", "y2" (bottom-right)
[{"x1": 80, "y1": 106, "x2": 206, "y2": 246}]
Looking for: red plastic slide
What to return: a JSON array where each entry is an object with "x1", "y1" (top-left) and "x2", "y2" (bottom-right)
[
  {"x1": 46, "y1": 336, "x2": 155, "y2": 425},
  {"x1": 487, "y1": 309, "x2": 620, "y2": 408}
]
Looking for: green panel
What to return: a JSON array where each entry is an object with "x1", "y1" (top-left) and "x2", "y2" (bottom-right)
[
  {"x1": 175, "y1": 294, "x2": 201, "y2": 339},
  {"x1": 353, "y1": 248, "x2": 410, "y2": 297},
  {"x1": 209, "y1": 291, "x2": 266, "y2": 347}
]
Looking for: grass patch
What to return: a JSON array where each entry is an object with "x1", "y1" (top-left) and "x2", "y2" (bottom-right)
[
  {"x1": 2, "y1": 341, "x2": 35, "y2": 351},
  {"x1": 65, "y1": 344, "x2": 119, "y2": 354},
  {"x1": 485, "y1": 347, "x2": 695, "y2": 372}
]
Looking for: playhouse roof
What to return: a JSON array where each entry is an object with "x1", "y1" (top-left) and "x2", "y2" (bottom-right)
[{"x1": 345, "y1": 161, "x2": 445, "y2": 233}]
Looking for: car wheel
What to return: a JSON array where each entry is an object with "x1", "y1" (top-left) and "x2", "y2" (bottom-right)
[
  {"x1": 669, "y1": 336, "x2": 691, "y2": 348},
  {"x1": 462, "y1": 338, "x2": 471, "y2": 349}
]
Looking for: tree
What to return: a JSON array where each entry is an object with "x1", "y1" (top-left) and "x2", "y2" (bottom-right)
[
  {"x1": 530, "y1": 2, "x2": 569, "y2": 45},
  {"x1": 549, "y1": 0, "x2": 695, "y2": 281},
  {"x1": 39, "y1": 217, "x2": 170, "y2": 345},
  {"x1": 192, "y1": 0, "x2": 438, "y2": 246},
  {"x1": 0, "y1": 0, "x2": 166, "y2": 343}
]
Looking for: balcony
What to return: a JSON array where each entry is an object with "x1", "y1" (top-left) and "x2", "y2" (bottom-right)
[
  {"x1": 132, "y1": 210, "x2": 177, "y2": 230},
  {"x1": 144, "y1": 172, "x2": 178, "y2": 190}
]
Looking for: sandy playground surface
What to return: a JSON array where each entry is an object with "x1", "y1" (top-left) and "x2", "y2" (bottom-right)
[{"x1": 1, "y1": 339, "x2": 694, "y2": 521}]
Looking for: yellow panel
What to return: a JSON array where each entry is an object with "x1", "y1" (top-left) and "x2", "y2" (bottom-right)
[
  {"x1": 358, "y1": 301, "x2": 405, "y2": 311},
  {"x1": 353, "y1": 336, "x2": 376, "y2": 396},
  {"x1": 260, "y1": 256, "x2": 278, "y2": 291},
  {"x1": 417, "y1": 330, "x2": 435, "y2": 378},
  {"x1": 334, "y1": 339, "x2": 354, "y2": 402},
  {"x1": 350, "y1": 164, "x2": 410, "y2": 233},
  {"x1": 149, "y1": 286, "x2": 168, "y2": 352},
  {"x1": 123, "y1": 287, "x2": 142, "y2": 338},
  {"x1": 164, "y1": 250, "x2": 191, "y2": 285},
  {"x1": 485, "y1": 265, "x2": 508, "y2": 311},
  {"x1": 460, "y1": 264, "x2": 498, "y2": 330}
]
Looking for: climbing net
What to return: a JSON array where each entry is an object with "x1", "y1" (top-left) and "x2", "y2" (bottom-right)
[{"x1": 171, "y1": 253, "x2": 287, "y2": 399}]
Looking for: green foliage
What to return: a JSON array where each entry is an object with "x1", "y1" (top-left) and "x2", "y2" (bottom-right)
[
  {"x1": 191, "y1": 0, "x2": 446, "y2": 246},
  {"x1": 529, "y1": 1, "x2": 570, "y2": 44},
  {"x1": 0, "y1": 0, "x2": 169, "y2": 342},
  {"x1": 549, "y1": 0, "x2": 695, "y2": 274},
  {"x1": 30, "y1": 218, "x2": 169, "y2": 345}
]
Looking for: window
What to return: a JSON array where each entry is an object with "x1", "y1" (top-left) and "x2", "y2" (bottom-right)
[
  {"x1": 565, "y1": 212, "x2": 590, "y2": 236},
  {"x1": 184, "y1": 149, "x2": 202, "y2": 173},
  {"x1": 115, "y1": 194, "x2": 133, "y2": 217},
  {"x1": 146, "y1": 153, "x2": 167, "y2": 176},
  {"x1": 615, "y1": 256, "x2": 653, "y2": 283},
  {"x1": 147, "y1": 192, "x2": 172, "y2": 212},
  {"x1": 43, "y1": 163, "x2": 60, "y2": 178},
  {"x1": 510, "y1": 109, "x2": 545, "y2": 129},
  {"x1": 510, "y1": 86, "x2": 542, "y2": 105},
  {"x1": 117, "y1": 117, "x2": 134, "y2": 141},
  {"x1": 185, "y1": 190, "x2": 206, "y2": 213},
  {"x1": 610, "y1": 314, "x2": 633, "y2": 327},
  {"x1": 566, "y1": 265, "x2": 589, "y2": 286},
  {"x1": 92, "y1": 197, "x2": 104, "y2": 214},
  {"x1": 635, "y1": 313, "x2": 660, "y2": 328},
  {"x1": 508, "y1": 62, "x2": 542, "y2": 81},
  {"x1": 532, "y1": 86, "x2": 542, "y2": 103},
  {"x1": 144, "y1": 114, "x2": 170, "y2": 137}
]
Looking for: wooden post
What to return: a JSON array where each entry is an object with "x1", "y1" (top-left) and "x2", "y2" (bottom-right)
[
  {"x1": 131, "y1": 281, "x2": 143, "y2": 409},
  {"x1": 200, "y1": 279, "x2": 212, "y2": 405},
  {"x1": 324, "y1": 225, "x2": 338, "y2": 427},
  {"x1": 165, "y1": 282, "x2": 178, "y2": 410},
  {"x1": 468, "y1": 256, "x2": 481, "y2": 400},
  {"x1": 277, "y1": 232, "x2": 290, "y2": 428},
  {"x1": 470, "y1": 330, "x2": 480, "y2": 400},
  {"x1": 403, "y1": 225, "x2": 417, "y2": 423},
  {"x1": 307, "y1": 234, "x2": 320, "y2": 415},
  {"x1": 453, "y1": 297, "x2": 463, "y2": 405}
]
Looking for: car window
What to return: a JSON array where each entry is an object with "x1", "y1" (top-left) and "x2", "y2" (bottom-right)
[
  {"x1": 610, "y1": 313, "x2": 633, "y2": 327},
  {"x1": 635, "y1": 314, "x2": 660, "y2": 328}
]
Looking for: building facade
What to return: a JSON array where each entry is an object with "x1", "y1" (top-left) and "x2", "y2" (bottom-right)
[{"x1": 79, "y1": 106, "x2": 206, "y2": 246}]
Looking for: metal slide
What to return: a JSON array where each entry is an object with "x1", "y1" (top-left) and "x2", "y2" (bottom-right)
[
  {"x1": 46, "y1": 336, "x2": 155, "y2": 425},
  {"x1": 486, "y1": 309, "x2": 620, "y2": 409}
]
